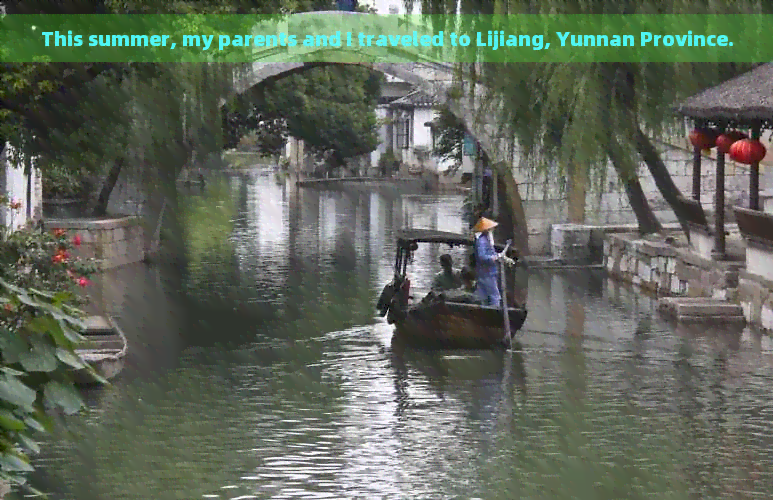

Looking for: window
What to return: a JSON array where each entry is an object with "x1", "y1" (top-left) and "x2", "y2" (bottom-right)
[{"x1": 396, "y1": 116, "x2": 411, "y2": 150}]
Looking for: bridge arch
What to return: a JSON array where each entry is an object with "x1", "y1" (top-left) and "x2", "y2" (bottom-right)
[{"x1": 228, "y1": 15, "x2": 529, "y2": 254}]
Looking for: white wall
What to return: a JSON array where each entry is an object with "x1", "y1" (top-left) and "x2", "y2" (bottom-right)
[
  {"x1": 371, "y1": 106, "x2": 389, "y2": 169},
  {"x1": 0, "y1": 143, "x2": 43, "y2": 234}
]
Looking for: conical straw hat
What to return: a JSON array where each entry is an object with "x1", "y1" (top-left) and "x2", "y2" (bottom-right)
[{"x1": 472, "y1": 217, "x2": 498, "y2": 233}]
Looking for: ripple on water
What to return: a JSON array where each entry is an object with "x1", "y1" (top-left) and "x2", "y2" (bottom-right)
[{"x1": 25, "y1": 179, "x2": 773, "y2": 498}]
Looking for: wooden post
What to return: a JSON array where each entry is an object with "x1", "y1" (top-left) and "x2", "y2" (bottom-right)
[
  {"x1": 692, "y1": 147, "x2": 702, "y2": 202},
  {"x1": 492, "y1": 166, "x2": 499, "y2": 217},
  {"x1": 713, "y1": 149, "x2": 726, "y2": 260},
  {"x1": 750, "y1": 124, "x2": 761, "y2": 211}
]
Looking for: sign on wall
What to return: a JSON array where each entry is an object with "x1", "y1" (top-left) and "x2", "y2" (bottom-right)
[{"x1": 463, "y1": 134, "x2": 476, "y2": 157}]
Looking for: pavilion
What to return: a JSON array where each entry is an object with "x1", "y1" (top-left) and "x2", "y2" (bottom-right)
[{"x1": 673, "y1": 62, "x2": 773, "y2": 260}]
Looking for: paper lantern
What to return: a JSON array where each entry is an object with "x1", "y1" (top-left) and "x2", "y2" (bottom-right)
[
  {"x1": 716, "y1": 131, "x2": 748, "y2": 154},
  {"x1": 688, "y1": 128, "x2": 718, "y2": 150},
  {"x1": 729, "y1": 139, "x2": 766, "y2": 165}
]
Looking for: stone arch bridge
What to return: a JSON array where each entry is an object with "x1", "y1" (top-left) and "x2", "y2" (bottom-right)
[{"x1": 226, "y1": 11, "x2": 530, "y2": 253}]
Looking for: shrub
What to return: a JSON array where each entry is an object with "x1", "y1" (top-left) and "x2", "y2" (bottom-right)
[
  {"x1": 0, "y1": 199, "x2": 98, "y2": 495},
  {"x1": 41, "y1": 163, "x2": 87, "y2": 200}
]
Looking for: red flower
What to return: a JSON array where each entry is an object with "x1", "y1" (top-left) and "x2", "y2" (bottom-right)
[
  {"x1": 52, "y1": 229, "x2": 66, "y2": 238},
  {"x1": 72, "y1": 235, "x2": 82, "y2": 247},
  {"x1": 52, "y1": 249, "x2": 68, "y2": 264},
  {"x1": 77, "y1": 277, "x2": 89, "y2": 287}
]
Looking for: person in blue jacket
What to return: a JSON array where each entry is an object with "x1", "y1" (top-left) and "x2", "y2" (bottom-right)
[{"x1": 472, "y1": 217, "x2": 515, "y2": 306}]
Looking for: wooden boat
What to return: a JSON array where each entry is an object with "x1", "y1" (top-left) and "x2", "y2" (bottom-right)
[
  {"x1": 377, "y1": 229, "x2": 527, "y2": 349},
  {"x1": 72, "y1": 316, "x2": 128, "y2": 386}
]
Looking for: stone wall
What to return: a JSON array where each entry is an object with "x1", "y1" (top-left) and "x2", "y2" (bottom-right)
[
  {"x1": 44, "y1": 216, "x2": 145, "y2": 270},
  {"x1": 604, "y1": 232, "x2": 743, "y2": 300},
  {"x1": 515, "y1": 136, "x2": 772, "y2": 255},
  {"x1": 738, "y1": 271, "x2": 773, "y2": 333}
]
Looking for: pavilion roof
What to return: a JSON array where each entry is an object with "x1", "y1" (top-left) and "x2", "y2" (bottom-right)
[{"x1": 673, "y1": 63, "x2": 773, "y2": 122}]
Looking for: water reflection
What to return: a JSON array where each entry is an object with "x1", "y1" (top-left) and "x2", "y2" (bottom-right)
[{"x1": 20, "y1": 169, "x2": 773, "y2": 499}]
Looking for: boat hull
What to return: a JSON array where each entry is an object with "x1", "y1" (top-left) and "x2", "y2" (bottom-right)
[
  {"x1": 393, "y1": 300, "x2": 527, "y2": 349},
  {"x1": 70, "y1": 316, "x2": 128, "y2": 386},
  {"x1": 72, "y1": 353, "x2": 125, "y2": 386}
]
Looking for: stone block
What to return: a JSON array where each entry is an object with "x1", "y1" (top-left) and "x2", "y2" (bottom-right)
[
  {"x1": 675, "y1": 260, "x2": 701, "y2": 283},
  {"x1": 113, "y1": 227, "x2": 125, "y2": 242},
  {"x1": 550, "y1": 224, "x2": 592, "y2": 262},
  {"x1": 690, "y1": 231, "x2": 715, "y2": 260},
  {"x1": 741, "y1": 301, "x2": 752, "y2": 322},
  {"x1": 745, "y1": 245, "x2": 773, "y2": 282},
  {"x1": 671, "y1": 275, "x2": 681, "y2": 294},
  {"x1": 762, "y1": 304, "x2": 773, "y2": 331},
  {"x1": 79, "y1": 230, "x2": 96, "y2": 244},
  {"x1": 675, "y1": 299, "x2": 743, "y2": 317}
]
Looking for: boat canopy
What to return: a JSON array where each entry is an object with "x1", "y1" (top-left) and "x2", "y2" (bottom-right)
[{"x1": 395, "y1": 229, "x2": 515, "y2": 254}]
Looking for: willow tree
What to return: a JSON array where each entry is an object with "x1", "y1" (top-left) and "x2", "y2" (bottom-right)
[{"x1": 406, "y1": 0, "x2": 760, "y2": 236}]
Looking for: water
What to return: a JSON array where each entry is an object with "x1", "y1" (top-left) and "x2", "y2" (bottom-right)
[{"x1": 17, "y1": 169, "x2": 773, "y2": 499}]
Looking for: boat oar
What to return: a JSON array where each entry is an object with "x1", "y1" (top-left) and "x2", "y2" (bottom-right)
[{"x1": 499, "y1": 240, "x2": 512, "y2": 350}]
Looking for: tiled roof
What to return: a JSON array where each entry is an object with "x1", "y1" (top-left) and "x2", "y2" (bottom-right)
[{"x1": 388, "y1": 88, "x2": 437, "y2": 108}]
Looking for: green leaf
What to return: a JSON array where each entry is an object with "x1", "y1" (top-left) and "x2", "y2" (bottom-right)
[
  {"x1": 17, "y1": 434, "x2": 40, "y2": 454},
  {"x1": 0, "y1": 453, "x2": 33, "y2": 472},
  {"x1": 0, "y1": 375, "x2": 36, "y2": 411},
  {"x1": 0, "y1": 329, "x2": 28, "y2": 364},
  {"x1": 58, "y1": 320, "x2": 85, "y2": 343},
  {"x1": 0, "y1": 410, "x2": 25, "y2": 431},
  {"x1": 23, "y1": 416, "x2": 46, "y2": 433},
  {"x1": 55, "y1": 348, "x2": 85, "y2": 369},
  {"x1": 26, "y1": 315, "x2": 58, "y2": 335},
  {"x1": 42, "y1": 381, "x2": 83, "y2": 415},
  {"x1": 0, "y1": 367, "x2": 24, "y2": 377},
  {"x1": 18, "y1": 341, "x2": 58, "y2": 373},
  {"x1": 52, "y1": 290, "x2": 74, "y2": 306}
]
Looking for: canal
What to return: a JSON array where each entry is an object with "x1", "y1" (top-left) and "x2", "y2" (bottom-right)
[{"x1": 17, "y1": 167, "x2": 773, "y2": 499}]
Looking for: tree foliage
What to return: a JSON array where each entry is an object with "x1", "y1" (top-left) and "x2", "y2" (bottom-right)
[
  {"x1": 225, "y1": 65, "x2": 383, "y2": 169},
  {"x1": 222, "y1": 97, "x2": 288, "y2": 157},
  {"x1": 406, "y1": 0, "x2": 765, "y2": 235},
  {"x1": 431, "y1": 108, "x2": 467, "y2": 165}
]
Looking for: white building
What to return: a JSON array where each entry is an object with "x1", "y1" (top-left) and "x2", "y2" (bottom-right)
[
  {"x1": 371, "y1": 81, "x2": 475, "y2": 181},
  {"x1": 0, "y1": 143, "x2": 43, "y2": 234},
  {"x1": 282, "y1": 75, "x2": 475, "y2": 182}
]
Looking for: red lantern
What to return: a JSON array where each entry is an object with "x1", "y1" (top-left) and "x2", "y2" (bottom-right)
[
  {"x1": 716, "y1": 131, "x2": 748, "y2": 154},
  {"x1": 688, "y1": 128, "x2": 718, "y2": 150},
  {"x1": 729, "y1": 139, "x2": 766, "y2": 165}
]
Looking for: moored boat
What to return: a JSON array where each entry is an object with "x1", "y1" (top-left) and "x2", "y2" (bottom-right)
[
  {"x1": 72, "y1": 316, "x2": 128, "y2": 386},
  {"x1": 377, "y1": 229, "x2": 527, "y2": 349}
]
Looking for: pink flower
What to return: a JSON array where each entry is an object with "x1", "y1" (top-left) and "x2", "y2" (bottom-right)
[
  {"x1": 73, "y1": 235, "x2": 82, "y2": 247},
  {"x1": 77, "y1": 277, "x2": 89, "y2": 287}
]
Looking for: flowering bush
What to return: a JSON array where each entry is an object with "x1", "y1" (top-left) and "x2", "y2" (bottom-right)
[
  {"x1": 0, "y1": 198, "x2": 98, "y2": 495},
  {"x1": 0, "y1": 228, "x2": 98, "y2": 304}
]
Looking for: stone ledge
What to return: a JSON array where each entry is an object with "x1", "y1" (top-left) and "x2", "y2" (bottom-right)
[
  {"x1": 738, "y1": 273, "x2": 773, "y2": 332},
  {"x1": 44, "y1": 215, "x2": 142, "y2": 230},
  {"x1": 43, "y1": 216, "x2": 145, "y2": 270},
  {"x1": 604, "y1": 231, "x2": 743, "y2": 300},
  {"x1": 658, "y1": 296, "x2": 746, "y2": 324}
]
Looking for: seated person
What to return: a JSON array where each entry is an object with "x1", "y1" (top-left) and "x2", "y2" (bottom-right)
[
  {"x1": 431, "y1": 254, "x2": 462, "y2": 291},
  {"x1": 439, "y1": 266, "x2": 481, "y2": 304}
]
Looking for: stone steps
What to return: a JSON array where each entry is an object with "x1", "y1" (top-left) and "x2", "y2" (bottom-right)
[{"x1": 657, "y1": 296, "x2": 746, "y2": 324}]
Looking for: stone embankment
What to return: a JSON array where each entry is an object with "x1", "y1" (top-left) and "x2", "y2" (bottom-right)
[{"x1": 543, "y1": 222, "x2": 773, "y2": 334}]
